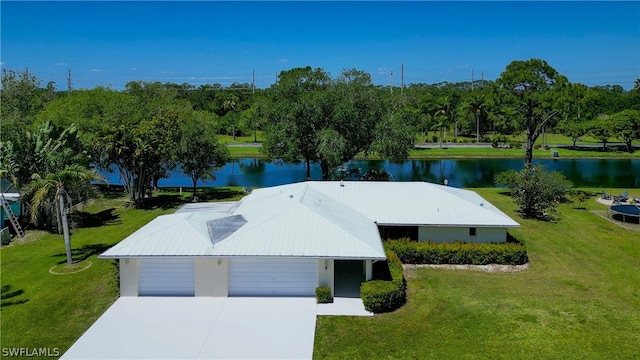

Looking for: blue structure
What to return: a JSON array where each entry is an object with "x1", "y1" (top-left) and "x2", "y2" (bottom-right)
[
  {"x1": 1, "y1": 178, "x2": 21, "y2": 226},
  {"x1": 610, "y1": 204, "x2": 640, "y2": 224}
]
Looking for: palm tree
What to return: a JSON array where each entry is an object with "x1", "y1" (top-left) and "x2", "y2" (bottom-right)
[
  {"x1": 463, "y1": 94, "x2": 488, "y2": 143},
  {"x1": 23, "y1": 165, "x2": 104, "y2": 266},
  {"x1": 223, "y1": 95, "x2": 239, "y2": 141}
]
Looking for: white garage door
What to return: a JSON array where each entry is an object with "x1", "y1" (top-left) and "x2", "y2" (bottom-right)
[
  {"x1": 229, "y1": 258, "x2": 318, "y2": 296},
  {"x1": 139, "y1": 258, "x2": 194, "y2": 296}
]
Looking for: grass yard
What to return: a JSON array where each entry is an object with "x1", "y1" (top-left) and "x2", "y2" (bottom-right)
[
  {"x1": 0, "y1": 188, "x2": 244, "y2": 359},
  {"x1": 227, "y1": 145, "x2": 265, "y2": 158},
  {"x1": 226, "y1": 145, "x2": 639, "y2": 160},
  {"x1": 218, "y1": 131, "x2": 264, "y2": 144},
  {"x1": 314, "y1": 188, "x2": 640, "y2": 359},
  {"x1": 407, "y1": 147, "x2": 640, "y2": 159},
  {"x1": 423, "y1": 131, "x2": 640, "y2": 147}
]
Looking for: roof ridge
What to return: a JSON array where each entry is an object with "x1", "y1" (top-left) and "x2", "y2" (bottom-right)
[{"x1": 300, "y1": 187, "x2": 384, "y2": 256}]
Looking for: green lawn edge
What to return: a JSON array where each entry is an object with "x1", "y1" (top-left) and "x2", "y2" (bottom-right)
[{"x1": 226, "y1": 145, "x2": 640, "y2": 160}]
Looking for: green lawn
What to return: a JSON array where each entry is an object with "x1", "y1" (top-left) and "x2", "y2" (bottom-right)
[
  {"x1": 218, "y1": 131, "x2": 264, "y2": 144},
  {"x1": 314, "y1": 188, "x2": 640, "y2": 359},
  {"x1": 227, "y1": 145, "x2": 265, "y2": 158},
  {"x1": 226, "y1": 145, "x2": 639, "y2": 160},
  {"x1": 406, "y1": 147, "x2": 640, "y2": 159},
  {"x1": 423, "y1": 131, "x2": 640, "y2": 147}
]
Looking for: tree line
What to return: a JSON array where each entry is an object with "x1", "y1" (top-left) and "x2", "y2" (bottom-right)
[{"x1": 2, "y1": 59, "x2": 639, "y2": 219}]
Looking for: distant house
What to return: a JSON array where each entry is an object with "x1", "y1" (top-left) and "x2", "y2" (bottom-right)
[{"x1": 100, "y1": 181, "x2": 519, "y2": 297}]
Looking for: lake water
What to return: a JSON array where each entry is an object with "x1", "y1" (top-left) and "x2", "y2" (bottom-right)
[{"x1": 100, "y1": 158, "x2": 639, "y2": 189}]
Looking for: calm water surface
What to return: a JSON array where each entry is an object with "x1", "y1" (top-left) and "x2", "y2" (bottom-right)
[{"x1": 101, "y1": 158, "x2": 639, "y2": 189}]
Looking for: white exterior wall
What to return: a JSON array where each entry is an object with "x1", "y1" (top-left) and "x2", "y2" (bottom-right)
[
  {"x1": 317, "y1": 259, "x2": 335, "y2": 296},
  {"x1": 119, "y1": 258, "x2": 139, "y2": 296},
  {"x1": 195, "y1": 258, "x2": 228, "y2": 297},
  {"x1": 418, "y1": 226, "x2": 507, "y2": 243},
  {"x1": 365, "y1": 260, "x2": 372, "y2": 281}
]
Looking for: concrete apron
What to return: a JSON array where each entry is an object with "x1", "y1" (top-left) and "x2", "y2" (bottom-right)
[{"x1": 62, "y1": 296, "x2": 371, "y2": 360}]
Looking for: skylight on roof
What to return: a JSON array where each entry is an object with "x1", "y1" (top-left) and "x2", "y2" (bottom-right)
[{"x1": 207, "y1": 215, "x2": 247, "y2": 245}]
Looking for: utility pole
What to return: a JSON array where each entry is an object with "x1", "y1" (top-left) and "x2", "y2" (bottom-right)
[
  {"x1": 252, "y1": 69, "x2": 255, "y2": 94},
  {"x1": 390, "y1": 70, "x2": 393, "y2": 94},
  {"x1": 400, "y1": 62, "x2": 404, "y2": 96},
  {"x1": 471, "y1": 69, "x2": 474, "y2": 91},
  {"x1": 67, "y1": 69, "x2": 72, "y2": 93}
]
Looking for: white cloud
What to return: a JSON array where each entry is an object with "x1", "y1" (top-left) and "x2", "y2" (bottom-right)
[
  {"x1": 277, "y1": 59, "x2": 288, "y2": 63},
  {"x1": 130, "y1": 67, "x2": 138, "y2": 71},
  {"x1": 90, "y1": 69, "x2": 101, "y2": 72},
  {"x1": 0, "y1": 62, "x2": 4, "y2": 66},
  {"x1": 56, "y1": 61, "x2": 68, "y2": 66}
]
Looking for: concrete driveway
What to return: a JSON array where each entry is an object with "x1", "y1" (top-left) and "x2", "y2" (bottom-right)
[{"x1": 61, "y1": 297, "x2": 318, "y2": 360}]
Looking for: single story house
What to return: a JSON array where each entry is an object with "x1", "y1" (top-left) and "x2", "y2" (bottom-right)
[{"x1": 99, "y1": 181, "x2": 519, "y2": 298}]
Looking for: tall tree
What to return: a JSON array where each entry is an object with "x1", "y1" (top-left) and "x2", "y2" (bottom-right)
[
  {"x1": 497, "y1": 59, "x2": 568, "y2": 165},
  {"x1": 263, "y1": 66, "x2": 332, "y2": 179},
  {"x1": 589, "y1": 114, "x2": 612, "y2": 151},
  {"x1": 264, "y1": 67, "x2": 413, "y2": 180},
  {"x1": 95, "y1": 82, "x2": 184, "y2": 206},
  {"x1": 556, "y1": 83, "x2": 588, "y2": 149},
  {"x1": 23, "y1": 165, "x2": 103, "y2": 265},
  {"x1": 609, "y1": 109, "x2": 640, "y2": 153},
  {"x1": 222, "y1": 95, "x2": 239, "y2": 141},
  {"x1": 1, "y1": 69, "x2": 56, "y2": 144},
  {"x1": 179, "y1": 112, "x2": 230, "y2": 198},
  {"x1": 462, "y1": 93, "x2": 489, "y2": 142}
]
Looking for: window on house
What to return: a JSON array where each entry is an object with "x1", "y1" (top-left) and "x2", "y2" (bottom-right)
[
  {"x1": 469, "y1": 227, "x2": 477, "y2": 237},
  {"x1": 378, "y1": 226, "x2": 419, "y2": 241}
]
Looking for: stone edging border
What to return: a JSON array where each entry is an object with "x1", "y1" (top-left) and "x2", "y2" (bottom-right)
[
  {"x1": 49, "y1": 261, "x2": 93, "y2": 275},
  {"x1": 403, "y1": 263, "x2": 529, "y2": 273}
]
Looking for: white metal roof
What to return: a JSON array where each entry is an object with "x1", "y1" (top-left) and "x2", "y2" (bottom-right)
[
  {"x1": 309, "y1": 181, "x2": 520, "y2": 227},
  {"x1": 101, "y1": 182, "x2": 385, "y2": 259},
  {"x1": 100, "y1": 181, "x2": 518, "y2": 259}
]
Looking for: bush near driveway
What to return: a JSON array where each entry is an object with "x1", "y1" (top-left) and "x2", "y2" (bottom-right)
[{"x1": 316, "y1": 286, "x2": 333, "y2": 303}]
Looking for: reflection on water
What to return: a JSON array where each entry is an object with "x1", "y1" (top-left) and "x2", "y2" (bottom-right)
[{"x1": 101, "y1": 158, "x2": 639, "y2": 188}]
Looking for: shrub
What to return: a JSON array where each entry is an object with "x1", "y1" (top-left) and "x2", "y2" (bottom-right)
[
  {"x1": 360, "y1": 250, "x2": 406, "y2": 313},
  {"x1": 495, "y1": 165, "x2": 572, "y2": 220},
  {"x1": 509, "y1": 141, "x2": 523, "y2": 149},
  {"x1": 315, "y1": 286, "x2": 333, "y2": 304},
  {"x1": 385, "y1": 239, "x2": 528, "y2": 265}
]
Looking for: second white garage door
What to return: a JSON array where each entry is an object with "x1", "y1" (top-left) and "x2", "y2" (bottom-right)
[{"x1": 229, "y1": 258, "x2": 318, "y2": 296}]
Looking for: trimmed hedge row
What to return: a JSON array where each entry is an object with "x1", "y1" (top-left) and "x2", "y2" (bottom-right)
[
  {"x1": 360, "y1": 250, "x2": 406, "y2": 313},
  {"x1": 385, "y1": 239, "x2": 528, "y2": 265}
]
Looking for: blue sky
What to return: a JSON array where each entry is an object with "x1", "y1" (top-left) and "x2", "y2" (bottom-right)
[{"x1": 1, "y1": 1, "x2": 638, "y2": 90}]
